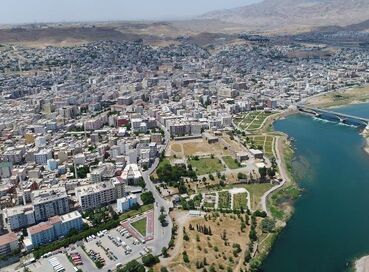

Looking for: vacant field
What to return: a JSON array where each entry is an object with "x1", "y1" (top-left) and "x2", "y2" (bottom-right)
[
  {"x1": 168, "y1": 139, "x2": 230, "y2": 158},
  {"x1": 167, "y1": 214, "x2": 250, "y2": 272},
  {"x1": 171, "y1": 143, "x2": 183, "y2": 153},
  {"x1": 218, "y1": 191, "x2": 231, "y2": 210},
  {"x1": 222, "y1": 156, "x2": 241, "y2": 169},
  {"x1": 189, "y1": 158, "x2": 224, "y2": 175},
  {"x1": 233, "y1": 193, "x2": 248, "y2": 210},
  {"x1": 131, "y1": 217, "x2": 147, "y2": 237}
]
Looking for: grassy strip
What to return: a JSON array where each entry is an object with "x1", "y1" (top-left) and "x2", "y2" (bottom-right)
[
  {"x1": 233, "y1": 192, "x2": 248, "y2": 210},
  {"x1": 218, "y1": 191, "x2": 231, "y2": 209},
  {"x1": 222, "y1": 156, "x2": 241, "y2": 169},
  {"x1": 131, "y1": 218, "x2": 147, "y2": 237}
]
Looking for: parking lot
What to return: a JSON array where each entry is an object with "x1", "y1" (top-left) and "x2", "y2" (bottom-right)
[
  {"x1": 26, "y1": 252, "x2": 77, "y2": 272},
  {"x1": 25, "y1": 223, "x2": 152, "y2": 272},
  {"x1": 83, "y1": 227, "x2": 150, "y2": 271}
]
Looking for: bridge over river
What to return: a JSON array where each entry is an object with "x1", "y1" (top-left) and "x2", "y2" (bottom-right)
[{"x1": 297, "y1": 106, "x2": 369, "y2": 127}]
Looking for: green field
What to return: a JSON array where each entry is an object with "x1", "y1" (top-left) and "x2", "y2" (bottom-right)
[
  {"x1": 248, "y1": 135, "x2": 275, "y2": 158},
  {"x1": 131, "y1": 217, "x2": 147, "y2": 237},
  {"x1": 218, "y1": 191, "x2": 231, "y2": 209},
  {"x1": 233, "y1": 192, "x2": 248, "y2": 210},
  {"x1": 236, "y1": 111, "x2": 275, "y2": 131},
  {"x1": 189, "y1": 158, "x2": 225, "y2": 175},
  {"x1": 222, "y1": 156, "x2": 241, "y2": 169},
  {"x1": 225, "y1": 184, "x2": 274, "y2": 210}
]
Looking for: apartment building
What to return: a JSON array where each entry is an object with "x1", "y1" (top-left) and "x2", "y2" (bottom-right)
[
  {"x1": 31, "y1": 188, "x2": 70, "y2": 222},
  {"x1": 75, "y1": 181, "x2": 117, "y2": 211},
  {"x1": 0, "y1": 232, "x2": 19, "y2": 256},
  {"x1": 4, "y1": 205, "x2": 36, "y2": 231},
  {"x1": 27, "y1": 211, "x2": 83, "y2": 247}
]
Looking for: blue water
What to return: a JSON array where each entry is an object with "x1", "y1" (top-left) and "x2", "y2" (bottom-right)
[{"x1": 262, "y1": 103, "x2": 369, "y2": 272}]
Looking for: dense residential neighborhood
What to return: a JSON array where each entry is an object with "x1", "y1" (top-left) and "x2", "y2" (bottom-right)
[{"x1": 0, "y1": 33, "x2": 369, "y2": 272}]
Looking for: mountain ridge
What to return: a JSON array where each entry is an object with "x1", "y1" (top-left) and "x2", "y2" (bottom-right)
[{"x1": 202, "y1": 0, "x2": 369, "y2": 33}]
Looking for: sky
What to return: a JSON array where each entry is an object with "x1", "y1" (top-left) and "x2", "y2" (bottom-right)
[{"x1": 0, "y1": 0, "x2": 260, "y2": 25}]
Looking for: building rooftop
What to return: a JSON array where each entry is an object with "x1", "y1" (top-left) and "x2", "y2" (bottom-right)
[
  {"x1": 31, "y1": 187, "x2": 67, "y2": 205},
  {"x1": 0, "y1": 232, "x2": 18, "y2": 246},
  {"x1": 75, "y1": 181, "x2": 114, "y2": 197},
  {"x1": 28, "y1": 222, "x2": 53, "y2": 235}
]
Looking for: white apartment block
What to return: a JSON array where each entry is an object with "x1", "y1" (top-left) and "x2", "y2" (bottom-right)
[{"x1": 75, "y1": 181, "x2": 120, "y2": 211}]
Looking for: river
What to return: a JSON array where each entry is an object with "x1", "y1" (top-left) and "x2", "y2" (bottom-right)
[{"x1": 262, "y1": 103, "x2": 369, "y2": 272}]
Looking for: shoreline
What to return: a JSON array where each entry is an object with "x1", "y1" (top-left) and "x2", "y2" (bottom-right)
[
  {"x1": 251, "y1": 108, "x2": 299, "y2": 267},
  {"x1": 283, "y1": 91, "x2": 369, "y2": 272}
]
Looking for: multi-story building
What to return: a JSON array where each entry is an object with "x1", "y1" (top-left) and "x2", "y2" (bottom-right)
[
  {"x1": 121, "y1": 164, "x2": 142, "y2": 185},
  {"x1": 117, "y1": 195, "x2": 138, "y2": 213},
  {"x1": 75, "y1": 181, "x2": 117, "y2": 211},
  {"x1": 0, "y1": 232, "x2": 19, "y2": 256},
  {"x1": 31, "y1": 188, "x2": 70, "y2": 222},
  {"x1": 4, "y1": 205, "x2": 36, "y2": 231},
  {"x1": 34, "y1": 149, "x2": 53, "y2": 165},
  {"x1": 27, "y1": 211, "x2": 83, "y2": 247}
]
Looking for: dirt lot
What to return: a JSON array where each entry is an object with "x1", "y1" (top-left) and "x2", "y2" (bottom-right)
[
  {"x1": 166, "y1": 214, "x2": 250, "y2": 272},
  {"x1": 167, "y1": 135, "x2": 245, "y2": 158}
]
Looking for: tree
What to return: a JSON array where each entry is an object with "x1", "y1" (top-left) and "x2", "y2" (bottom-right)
[
  {"x1": 141, "y1": 191, "x2": 155, "y2": 205},
  {"x1": 268, "y1": 168, "x2": 276, "y2": 178},
  {"x1": 182, "y1": 251, "x2": 190, "y2": 263},
  {"x1": 250, "y1": 258, "x2": 262, "y2": 272},
  {"x1": 142, "y1": 254, "x2": 159, "y2": 267},
  {"x1": 259, "y1": 167, "x2": 267, "y2": 179},
  {"x1": 261, "y1": 218, "x2": 276, "y2": 233},
  {"x1": 161, "y1": 247, "x2": 169, "y2": 258},
  {"x1": 119, "y1": 260, "x2": 145, "y2": 272},
  {"x1": 159, "y1": 214, "x2": 168, "y2": 227}
]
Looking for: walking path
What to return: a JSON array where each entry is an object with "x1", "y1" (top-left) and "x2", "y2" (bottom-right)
[{"x1": 260, "y1": 136, "x2": 288, "y2": 215}]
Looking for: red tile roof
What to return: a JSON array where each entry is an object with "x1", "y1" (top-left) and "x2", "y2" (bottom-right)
[
  {"x1": 28, "y1": 222, "x2": 53, "y2": 235},
  {"x1": 0, "y1": 232, "x2": 18, "y2": 246}
]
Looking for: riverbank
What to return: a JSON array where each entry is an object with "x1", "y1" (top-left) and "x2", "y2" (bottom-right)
[
  {"x1": 305, "y1": 85, "x2": 369, "y2": 109},
  {"x1": 248, "y1": 109, "x2": 300, "y2": 268}
]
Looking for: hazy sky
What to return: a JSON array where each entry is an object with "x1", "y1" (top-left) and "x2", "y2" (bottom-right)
[{"x1": 0, "y1": 0, "x2": 260, "y2": 25}]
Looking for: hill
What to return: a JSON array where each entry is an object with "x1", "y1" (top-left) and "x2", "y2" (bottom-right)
[{"x1": 202, "y1": 0, "x2": 369, "y2": 33}]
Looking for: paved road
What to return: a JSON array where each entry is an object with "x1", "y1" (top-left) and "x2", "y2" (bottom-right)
[{"x1": 144, "y1": 124, "x2": 173, "y2": 255}]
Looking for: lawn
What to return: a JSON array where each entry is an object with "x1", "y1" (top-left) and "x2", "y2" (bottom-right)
[
  {"x1": 226, "y1": 184, "x2": 274, "y2": 210},
  {"x1": 218, "y1": 191, "x2": 231, "y2": 209},
  {"x1": 248, "y1": 135, "x2": 275, "y2": 158},
  {"x1": 222, "y1": 156, "x2": 241, "y2": 169},
  {"x1": 233, "y1": 192, "x2": 248, "y2": 210},
  {"x1": 243, "y1": 184, "x2": 274, "y2": 210},
  {"x1": 131, "y1": 217, "x2": 147, "y2": 237},
  {"x1": 236, "y1": 111, "x2": 275, "y2": 131},
  {"x1": 189, "y1": 157, "x2": 225, "y2": 175}
]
